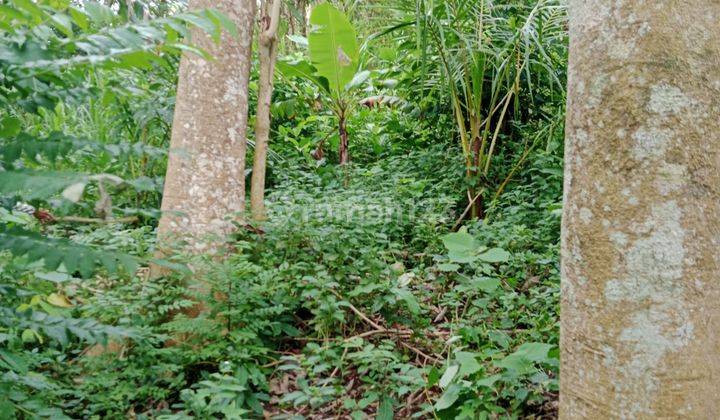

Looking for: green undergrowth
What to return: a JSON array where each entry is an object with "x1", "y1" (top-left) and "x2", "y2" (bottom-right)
[
  {"x1": 0, "y1": 1, "x2": 568, "y2": 417},
  {"x1": 4, "y1": 145, "x2": 563, "y2": 418}
]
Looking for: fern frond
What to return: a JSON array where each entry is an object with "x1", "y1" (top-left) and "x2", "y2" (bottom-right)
[
  {"x1": 1, "y1": 132, "x2": 165, "y2": 165},
  {"x1": 0, "y1": 307, "x2": 139, "y2": 347},
  {"x1": 0, "y1": 227, "x2": 139, "y2": 278}
]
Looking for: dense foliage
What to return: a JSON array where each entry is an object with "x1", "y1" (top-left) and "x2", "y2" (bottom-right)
[{"x1": 0, "y1": 0, "x2": 567, "y2": 418}]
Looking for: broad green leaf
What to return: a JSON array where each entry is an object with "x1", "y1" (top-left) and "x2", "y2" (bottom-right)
[
  {"x1": 276, "y1": 59, "x2": 330, "y2": 93},
  {"x1": 478, "y1": 247, "x2": 510, "y2": 263},
  {"x1": 287, "y1": 34, "x2": 308, "y2": 48},
  {"x1": 83, "y1": 1, "x2": 114, "y2": 26},
  {"x1": 427, "y1": 366, "x2": 441, "y2": 387},
  {"x1": 439, "y1": 364, "x2": 458, "y2": 389},
  {"x1": 308, "y1": 2, "x2": 359, "y2": 95},
  {"x1": 438, "y1": 263, "x2": 460, "y2": 272},
  {"x1": 513, "y1": 342, "x2": 555, "y2": 362},
  {"x1": 165, "y1": 42, "x2": 212, "y2": 60},
  {"x1": 475, "y1": 374, "x2": 502, "y2": 388},
  {"x1": 471, "y1": 277, "x2": 500, "y2": 293},
  {"x1": 441, "y1": 227, "x2": 476, "y2": 252},
  {"x1": 441, "y1": 227, "x2": 480, "y2": 263},
  {"x1": 345, "y1": 69, "x2": 371, "y2": 90},
  {"x1": 455, "y1": 351, "x2": 481, "y2": 377},
  {"x1": 488, "y1": 330, "x2": 511, "y2": 349},
  {"x1": 448, "y1": 249, "x2": 479, "y2": 263},
  {"x1": 50, "y1": 13, "x2": 73, "y2": 36},
  {"x1": 205, "y1": 8, "x2": 238, "y2": 39},
  {"x1": 495, "y1": 354, "x2": 533, "y2": 374},
  {"x1": 68, "y1": 6, "x2": 89, "y2": 30},
  {"x1": 276, "y1": 58, "x2": 317, "y2": 79},
  {"x1": 177, "y1": 12, "x2": 219, "y2": 43},
  {"x1": 392, "y1": 288, "x2": 420, "y2": 314},
  {"x1": 117, "y1": 50, "x2": 160, "y2": 69},
  {"x1": 110, "y1": 28, "x2": 145, "y2": 48},
  {"x1": 435, "y1": 383, "x2": 462, "y2": 410},
  {"x1": 495, "y1": 342, "x2": 555, "y2": 374},
  {"x1": 34, "y1": 271, "x2": 71, "y2": 283}
]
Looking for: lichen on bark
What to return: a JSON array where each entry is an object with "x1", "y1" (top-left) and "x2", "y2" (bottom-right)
[{"x1": 561, "y1": 0, "x2": 720, "y2": 418}]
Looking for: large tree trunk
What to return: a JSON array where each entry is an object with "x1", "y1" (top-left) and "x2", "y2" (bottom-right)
[
  {"x1": 561, "y1": 1, "x2": 720, "y2": 418},
  {"x1": 250, "y1": 0, "x2": 282, "y2": 221},
  {"x1": 156, "y1": 0, "x2": 256, "y2": 252}
]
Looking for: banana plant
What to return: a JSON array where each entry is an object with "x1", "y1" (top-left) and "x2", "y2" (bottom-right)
[{"x1": 276, "y1": 2, "x2": 369, "y2": 165}]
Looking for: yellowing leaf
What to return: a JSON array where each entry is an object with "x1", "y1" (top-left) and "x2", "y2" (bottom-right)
[
  {"x1": 47, "y1": 293, "x2": 73, "y2": 308},
  {"x1": 21, "y1": 328, "x2": 42, "y2": 344}
]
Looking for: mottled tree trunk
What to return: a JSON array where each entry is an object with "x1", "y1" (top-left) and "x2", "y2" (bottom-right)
[
  {"x1": 250, "y1": 0, "x2": 281, "y2": 221},
  {"x1": 156, "y1": 0, "x2": 255, "y2": 252},
  {"x1": 561, "y1": 1, "x2": 720, "y2": 418}
]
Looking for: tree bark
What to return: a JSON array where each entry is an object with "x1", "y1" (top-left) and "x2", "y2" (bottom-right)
[
  {"x1": 250, "y1": 0, "x2": 282, "y2": 221},
  {"x1": 338, "y1": 110, "x2": 349, "y2": 165},
  {"x1": 156, "y1": 0, "x2": 256, "y2": 252},
  {"x1": 291, "y1": 0, "x2": 308, "y2": 37},
  {"x1": 561, "y1": 1, "x2": 720, "y2": 418}
]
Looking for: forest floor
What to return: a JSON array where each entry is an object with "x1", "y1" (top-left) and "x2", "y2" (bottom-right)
[{"x1": 56, "y1": 145, "x2": 563, "y2": 418}]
